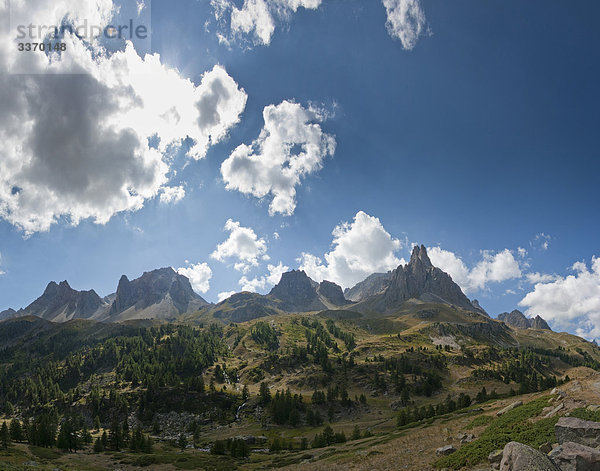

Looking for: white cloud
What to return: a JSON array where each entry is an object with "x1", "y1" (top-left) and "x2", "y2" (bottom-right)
[
  {"x1": 239, "y1": 261, "x2": 289, "y2": 292},
  {"x1": 382, "y1": 0, "x2": 427, "y2": 50},
  {"x1": 217, "y1": 290, "x2": 237, "y2": 302},
  {"x1": 221, "y1": 100, "x2": 336, "y2": 216},
  {"x1": 518, "y1": 247, "x2": 527, "y2": 258},
  {"x1": 159, "y1": 186, "x2": 186, "y2": 204},
  {"x1": 212, "y1": 0, "x2": 322, "y2": 46},
  {"x1": 177, "y1": 262, "x2": 213, "y2": 294},
  {"x1": 299, "y1": 211, "x2": 403, "y2": 289},
  {"x1": 428, "y1": 247, "x2": 522, "y2": 294},
  {"x1": 273, "y1": 231, "x2": 280, "y2": 240},
  {"x1": 211, "y1": 219, "x2": 268, "y2": 272},
  {"x1": 531, "y1": 232, "x2": 551, "y2": 251},
  {"x1": 525, "y1": 272, "x2": 560, "y2": 284},
  {"x1": 0, "y1": 253, "x2": 5, "y2": 276},
  {"x1": 519, "y1": 257, "x2": 600, "y2": 340},
  {"x1": 0, "y1": 1, "x2": 247, "y2": 235}
]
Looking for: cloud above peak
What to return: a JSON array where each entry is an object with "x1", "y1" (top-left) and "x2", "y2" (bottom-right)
[
  {"x1": 519, "y1": 257, "x2": 600, "y2": 339},
  {"x1": 221, "y1": 100, "x2": 336, "y2": 216},
  {"x1": 428, "y1": 247, "x2": 522, "y2": 294},
  {"x1": 177, "y1": 262, "x2": 213, "y2": 294},
  {"x1": 211, "y1": 219, "x2": 268, "y2": 273},
  {"x1": 299, "y1": 211, "x2": 403, "y2": 288}
]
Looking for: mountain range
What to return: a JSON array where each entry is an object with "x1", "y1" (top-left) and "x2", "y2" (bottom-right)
[{"x1": 0, "y1": 245, "x2": 551, "y2": 332}]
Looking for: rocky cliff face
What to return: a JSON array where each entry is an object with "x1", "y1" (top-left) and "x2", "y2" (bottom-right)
[
  {"x1": 382, "y1": 245, "x2": 476, "y2": 311},
  {"x1": 106, "y1": 267, "x2": 208, "y2": 321},
  {"x1": 268, "y1": 270, "x2": 326, "y2": 312},
  {"x1": 18, "y1": 281, "x2": 107, "y2": 322},
  {"x1": 497, "y1": 309, "x2": 551, "y2": 330},
  {"x1": 344, "y1": 272, "x2": 392, "y2": 302},
  {"x1": 317, "y1": 281, "x2": 348, "y2": 306}
]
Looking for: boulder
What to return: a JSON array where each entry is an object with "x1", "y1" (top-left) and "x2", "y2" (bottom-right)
[
  {"x1": 548, "y1": 441, "x2": 600, "y2": 471},
  {"x1": 489, "y1": 449, "x2": 504, "y2": 470},
  {"x1": 436, "y1": 445, "x2": 457, "y2": 456},
  {"x1": 555, "y1": 417, "x2": 600, "y2": 448},
  {"x1": 497, "y1": 401, "x2": 523, "y2": 416},
  {"x1": 499, "y1": 442, "x2": 560, "y2": 471}
]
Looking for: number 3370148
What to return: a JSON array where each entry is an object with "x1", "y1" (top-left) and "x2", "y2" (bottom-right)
[{"x1": 18, "y1": 43, "x2": 66, "y2": 52}]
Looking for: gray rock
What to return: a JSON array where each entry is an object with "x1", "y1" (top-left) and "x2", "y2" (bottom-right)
[
  {"x1": 489, "y1": 449, "x2": 504, "y2": 470},
  {"x1": 548, "y1": 441, "x2": 600, "y2": 471},
  {"x1": 499, "y1": 442, "x2": 560, "y2": 470},
  {"x1": 497, "y1": 401, "x2": 523, "y2": 416},
  {"x1": 555, "y1": 417, "x2": 600, "y2": 448},
  {"x1": 542, "y1": 403, "x2": 564, "y2": 419},
  {"x1": 586, "y1": 405, "x2": 600, "y2": 413},
  {"x1": 436, "y1": 445, "x2": 457, "y2": 456}
]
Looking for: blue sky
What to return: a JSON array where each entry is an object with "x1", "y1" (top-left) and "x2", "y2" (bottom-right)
[{"x1": 1, "y1": 0, "x2": 599, "y2": 338}]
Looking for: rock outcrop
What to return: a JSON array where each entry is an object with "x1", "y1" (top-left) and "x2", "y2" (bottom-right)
[
  {"x1": 498, "y1": 310, "x2": 552, "y2": 331},
  {"x1": 499, "y1": 441, "x2": 560, "y2": 471},
  {"x1": 555, "y1": 417, "x2": 600, "y2": 448},
  {"x1": 344, "y1": 272, "x2": 392, "y2": 302}
]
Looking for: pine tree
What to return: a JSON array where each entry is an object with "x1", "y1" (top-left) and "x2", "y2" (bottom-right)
[
  {"x1": 94, "y1": 416, "x2": 101, "y2": 431},
  {"x1": 9, "y1": 419, "x2": 23, "y2": 442},
  {"x1": 178, "y1": 433, "x2": 187, "y2": 450},
  {"x1": 1, "y1": 422, "x2": 10, "y2": 449}
]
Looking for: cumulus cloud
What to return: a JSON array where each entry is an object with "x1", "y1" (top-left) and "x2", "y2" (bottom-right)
[
  {"x1": 211, "y1": 219, "x2": 268, "y2": 272},
  {"x1": 221, "y1": 100, "x2": 336, "y2": 216},
  {"x1": 159, "y1": 186, "x2": 186, "y2": 205},
  {"x1": 428, "y1": 247, "x2": 522, "y2": 294},
  {"x1": 299, "y1": 211, "x2": 403, "y2": 288},
  {"x1": 519, "y1": 257, "x2": 600, "y2": 339},
  {"x1": 0, "y1": 1, "x2": 247, "y2": 235},
  {"x1": 212, "y1": 0, "x2": 322, "y2": 46},
  {"x1": 177, "y1": 262, "x2": 213, "y2": 294},
  {"x1": 382, "y1": 0, "x2": 427, "y2": 50},
  {"x1": 239, "y1": 261, "x2": 289, "y2": 292}
]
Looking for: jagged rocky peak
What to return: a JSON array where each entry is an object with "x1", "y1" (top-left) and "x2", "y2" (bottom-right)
[
  {"x1": 19, "y1": 280, "x2": 105, "y2": 321},
  {"x1": 382, "y1": 245, "x2": 476, "y2": 311},
  {"x1": 317, "y1": 280, "x2": 348, "y2": 306},
  {"x1": 498, "y1": 310, "x2": 530, "y2": 329},
  {"x1": 411, "y1": 244, "x2": 432, "y2": 267},
  {"x1": 344, "y1": 272, "x2": 392, "y2": 302},
  {"x1": 497, "y1": 309, "x2": 551, "y2": 331},
  {"x1": 109, "y1": 267, "x2": 208, "y2": 318}
]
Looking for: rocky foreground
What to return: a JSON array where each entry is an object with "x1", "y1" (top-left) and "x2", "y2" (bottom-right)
[{"x1": 436, "y1": 369, "x2": 600, "y2": 471}]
